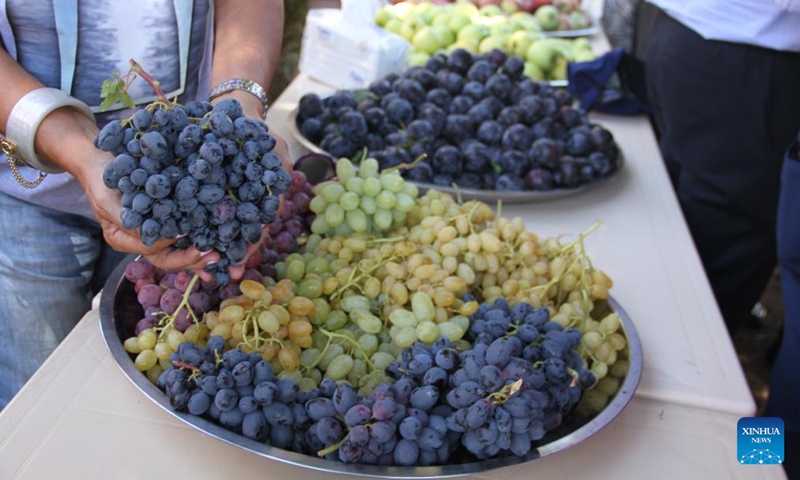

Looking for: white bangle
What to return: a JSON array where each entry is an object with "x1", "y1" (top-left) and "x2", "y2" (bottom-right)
[{"x1": 5, "y1": 88, "x2": 95, "y2": 174}]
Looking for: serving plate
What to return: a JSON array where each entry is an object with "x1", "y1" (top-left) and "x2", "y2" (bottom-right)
[
  {"x1": 540, "y1": 22, "x2": 602, "y2": 38},
  {"x1": 100, "y1": 254, "x2": 642, "y2": 478},
  {"x1": 287, "y1": 108, "x2": 623, "y2": 204}
]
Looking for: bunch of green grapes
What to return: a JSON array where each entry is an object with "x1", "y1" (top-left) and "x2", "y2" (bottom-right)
[
  {"x1": 309, "y1": 157, "x2": 418, "y2": 236},
  {"x1": 202, "y1": 278, "x2": 314, "y2": 372},
  {"x1": 289, "y1": 227, "x2": 480, "y2": 350}
]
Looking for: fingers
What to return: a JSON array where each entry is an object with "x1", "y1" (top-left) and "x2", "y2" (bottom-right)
[{"x1": 146, "y1": 246, "x2": 219, "y2": 272}]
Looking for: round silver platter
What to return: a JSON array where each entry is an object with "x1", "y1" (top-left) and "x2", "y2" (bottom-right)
[
  {"x1": 540, "y1": 22, "x2": 602, "y2": 38},
  {"x1": 286, "y1": 108, "x2": 623, "y2": 205},
  {"x1": 100, "y1": 254, "x2": 642, "y2": 479}
]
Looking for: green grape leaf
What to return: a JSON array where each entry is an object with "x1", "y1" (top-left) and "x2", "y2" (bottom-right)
[
  {"x1": 352, "y1": 89, "x2": 378, "y2": 103},
  {"x1": 99, "y1": 73, "x2": 134, "y2": 111}
]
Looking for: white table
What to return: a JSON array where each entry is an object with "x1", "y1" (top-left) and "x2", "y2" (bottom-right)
[{"x1": 0, "y1": 29, "x2": 783, "y2": 480}]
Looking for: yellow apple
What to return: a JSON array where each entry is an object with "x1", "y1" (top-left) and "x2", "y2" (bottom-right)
[{"x1": 524, "y1": 61, "x2": 546, "y2": 80}]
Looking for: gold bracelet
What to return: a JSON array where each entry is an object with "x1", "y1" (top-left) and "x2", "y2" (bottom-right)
[{"x1": 0, "y1": 137, "x2": 46, "y2": 188}]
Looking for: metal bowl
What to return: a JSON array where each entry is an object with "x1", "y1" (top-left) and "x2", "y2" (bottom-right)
[
  {"x1": 286, "y1": 108, "x2": 623, "y2": 205},
  {"x1": 100, "y1": 255, "x2": 642, "y2": 478}
]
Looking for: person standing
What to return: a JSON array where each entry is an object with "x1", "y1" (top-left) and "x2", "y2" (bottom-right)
[
  {"x1": 642, "y1": 1, "x2": 800, "y2": 334},
  {"x1": 768, "y1": 135, "x2": 800, "y2": 479}
]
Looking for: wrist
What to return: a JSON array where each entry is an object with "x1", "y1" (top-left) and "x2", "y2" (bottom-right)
[
  {"x1": 211, "y1": 89, "x2": 266, "y2": 121},
  {"x1": 5, "y1": 88, "x2": 95, "y2": 174},
  {"x1": 208, "y1": 78, "x2": 269, "y2": 120}
]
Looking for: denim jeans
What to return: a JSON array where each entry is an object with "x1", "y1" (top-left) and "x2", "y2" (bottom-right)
[{"x1": 0, "y1": 191, "x2": 126, "y2": 410}]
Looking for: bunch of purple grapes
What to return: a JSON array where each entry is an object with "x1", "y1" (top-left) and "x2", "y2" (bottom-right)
[
  {"x1": 261, "y1": 170, "x2": 315, "y2": 260},
  {"x1": 296, "y1": 48, "x2": 620, "y2": 192},
  {"x1": 159, "y1": 302, "x2": 592, "y2": 466},
  {"x1": 255, "y1": 170, "x2": 316, "y2": 278},
  {"x1": 124, "y1": 257, "x2": 217, "y2": 335},
  {"x1": 97, "y1": 98, "x2": 290, "y2": 285}
]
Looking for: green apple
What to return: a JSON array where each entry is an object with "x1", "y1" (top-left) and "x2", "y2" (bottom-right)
[
  {"x1": 412, "y1": 27, "x2": 441, "y2": 54},
  {"x1": 547, "y1": 38, "x2": 573, "y2": 59},
  {"x1": 508, "y1": 30, "x2": 539, "y2": 58},
  {"x1": 457, "y1": 23, "x2": 490, "y2": 44},
  {"x1": 391, "y1": 2, "x2": 415, "y2": 21},
  {"x1": 489, "y1": 22, "x2": 517, "y2": 38},
  {"x1": 408, "y1": 52, "x2": 431, "y2": 67},
  {"x1": 510, "y1": 11, "x2": 542, "y2": 31},
  {"x1": 526, "y1": 40, "x2": 557, "y2": 72},
  {"x1": 478, "y1": 35, "x2": 507, "y2": 53},
  {"x1": 573, "y1": 49, "x2": 596, "y2": 62},
  {"x1": 569, "y1": 11, "x2": 588, "y2": 30},
  {"x1": 400, "y1": 21, "x2": 418, "y2": 42},
  {"x1": 447, "y1": 13, "x2": 472, "y2": 34},
  {"x1": 570, "y1": 37, "x2": 592, "y2": 54},
  {"x1": 432, "y1": 25, "x2": 456, "y2": 47},
  {"x1": 479, "y1": 4, "x2": 504, "y2": 17},
  {"x1": 414, "y1": 2, "x2": 434, "y2": 16},
  {"x1": 534, "y1": 5, "x2": 560, "y2": 31},
  {"x1": 453, "y1": 1, "x2": 479, "y2": 17},
  {"x1": 385, "y1": 18, "x2": 403, "y2": 35},
  {"x1": 501, "y1": 0, "x2": 519, "y2": 14},
  {"x1": 432, "y1": 12, "x2": 451, "y2": 28},
  {"x1": 375, "y1": 9, "x2": 393, "y2": 27},
  {"x1": 549, "y1": 57, "x2": 568, "y2": 81},
  {"x1": 523, "y1": 61, "x2": 546, "y2": 80},
  {"x1": 453, "y1": 37, "x2": 480, "y2": 53}
]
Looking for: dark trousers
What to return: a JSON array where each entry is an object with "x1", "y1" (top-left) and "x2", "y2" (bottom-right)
[
  {"x1": 644, "y1": 9, "x2": 800, "y2": 333},
  {"x1": 767, "y1": 154, "x2": 800, "y2": 480}
]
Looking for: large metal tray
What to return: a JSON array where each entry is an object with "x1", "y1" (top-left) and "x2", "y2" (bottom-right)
[
  {"x1": 286, "y1": 108, "x2": 623, "y2": 204},
  {"x1": 540, "y1": 23, "x2": 602, "y2": 38},
  {"x1": 99, "y1": 254, "x2": 642, "y2": 479}
]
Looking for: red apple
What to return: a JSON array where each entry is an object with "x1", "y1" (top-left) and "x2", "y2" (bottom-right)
[{"x1": 478, "y1": 0, "x2": 502, "y2": 7}]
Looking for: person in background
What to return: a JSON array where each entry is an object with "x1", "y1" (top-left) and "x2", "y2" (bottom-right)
[
  {"x1": 0, "y1": 0, "x2": 289, "y2": 412},
  {"x1": 641, "y1": 1, "x2": 800, "y2": 336},
  {"x1": 768, "y1": 134, "x2": 800, "y2": 479}
]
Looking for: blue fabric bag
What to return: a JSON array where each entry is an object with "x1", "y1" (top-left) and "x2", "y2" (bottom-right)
[{"x1": 567, "y1": 47, "x2": 649, "y2": 115}]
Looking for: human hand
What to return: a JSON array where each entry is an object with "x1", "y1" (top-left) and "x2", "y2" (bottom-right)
[
  {"x1": 226, "y1": 130, "x2": 292, "y2": 281},
  {"x1": 77, "y1": 149, "x2": 216, "y2": 279}
]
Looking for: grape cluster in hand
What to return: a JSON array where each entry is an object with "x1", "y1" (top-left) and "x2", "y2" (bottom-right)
[
  {"x1": 296, "y1": 48, "x2": 620, "y2": 192},
  {"x1": 97, "y1": 98, "x2": 289, "y2": 284},
  {"x1": 260, "y1": 170, "x2": 316, "y2": 264}
]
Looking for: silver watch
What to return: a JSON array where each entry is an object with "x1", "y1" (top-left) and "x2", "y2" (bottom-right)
[{"x1": 208, "y1": 78, "x2": 269, "y2": 117}]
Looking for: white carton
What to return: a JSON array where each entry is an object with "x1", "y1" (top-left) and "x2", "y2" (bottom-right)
[{"x1": 298, "y1": 0, "x2": 410, "y2": 90}]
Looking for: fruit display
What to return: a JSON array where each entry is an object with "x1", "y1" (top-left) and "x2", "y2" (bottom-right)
[
  {"x1": 113, "y1": 154, "x2": 636, "y2": 468},
  {"x1": 376, "y1": 0, "x2": 598, "y2": 77},
  {"x1": 96, "y1": 61, "x2": 289, "y2": 286},
  {"x1": 294, "y1": 48, "x2": 620, "y2": 193}
]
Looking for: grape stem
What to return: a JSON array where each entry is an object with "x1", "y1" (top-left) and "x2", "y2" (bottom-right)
[
  {"x1": 156, "y1": 274, "x2": 201, "y2": 342},
  {"x1": 485, "y1": 379, "x2": 523, "y2": 406},
  {"x1": 129, "y1": 59, "x2": 173, "y2": 107},
  {"x1": 319, "y1": 328, "x2": 377, "y2": 371},
  {"x1": 384, "y1": 154, "x2": 427, "y2": 174},
  {"x1": 317, "y1": 433, "x2": 350, "y2": 457}
]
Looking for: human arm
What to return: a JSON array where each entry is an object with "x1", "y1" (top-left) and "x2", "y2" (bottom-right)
[
  {"x1": 0, "y1": 49, "x2": 205, "y2": 271},
  {"x1": 197, "y1": 0, "x2": 292, "y2": 280}
]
